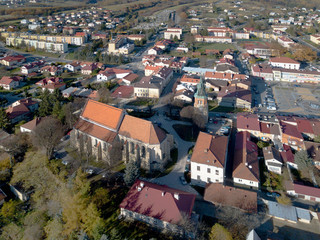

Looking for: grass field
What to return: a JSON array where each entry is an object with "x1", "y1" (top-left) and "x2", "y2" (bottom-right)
[{"x1": 195, "y1": 42, "x2": 237, "y2": 52}]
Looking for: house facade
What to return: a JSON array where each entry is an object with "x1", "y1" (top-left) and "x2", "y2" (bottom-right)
[{"x1": 191, "y1": 132, "x2": 228, "y2": 186}]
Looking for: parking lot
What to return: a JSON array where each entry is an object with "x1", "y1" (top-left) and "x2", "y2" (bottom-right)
[{"x1": 272, "y1": 82, "x2": 320, "y2": 117}]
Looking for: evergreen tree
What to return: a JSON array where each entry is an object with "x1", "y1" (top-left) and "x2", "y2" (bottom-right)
[
  {"x1": 0, "y1": 108, "x2": 9, "y2": 130},
  {"x1": 38, "y1": 89, "x2": 53, "y2": 117},
  {"x1": 124, "y1": 161, "x2": 140, "y2": 186}
]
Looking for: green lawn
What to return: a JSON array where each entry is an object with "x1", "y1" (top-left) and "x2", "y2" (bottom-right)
[{"x1": 194, "y1": 42, "x2": 237, "y2": 52}]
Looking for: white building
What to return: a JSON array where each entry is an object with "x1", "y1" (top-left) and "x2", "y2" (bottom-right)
[
  {"x1": 269, "y1": 57, "x2": 300, "y2": 70},
  {"x1": 191, "y1": 132, "x2": 228, "y2": 186},
  {"x1": 263, "y1": 146, "x2": 283, "y2": 174}
]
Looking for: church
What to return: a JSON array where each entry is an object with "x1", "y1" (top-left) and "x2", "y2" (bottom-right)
[{"x1": 70, "y1": 99, "x2": 174, "y2": 172}]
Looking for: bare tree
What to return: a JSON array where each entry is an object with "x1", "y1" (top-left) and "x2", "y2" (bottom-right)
[{"x1": 33, "y1": 117, "x2": 64, "y2": 159}]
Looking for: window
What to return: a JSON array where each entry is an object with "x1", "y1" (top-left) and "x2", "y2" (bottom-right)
[
  {"x1": 197, "y1": 166, "x2": 200, "y2": 171},
  {"x1": 103, "y1": 143, "x2": 107, "y2": 151},
  {"x1": 197, "y1": 175, "x2": 200, "y2": 180},
  {"x1": 215, "y1": 170, "x2": 219, "y2": 175},
  {"x1": 207, "y1": 178, "x2": 211, "y2": 183},
  {"x1": 207, "y1": 168, "x2": 211, "y2": 173},
  {"x1": 94, "y1": 139, "x2": 98, "y2": 146}
]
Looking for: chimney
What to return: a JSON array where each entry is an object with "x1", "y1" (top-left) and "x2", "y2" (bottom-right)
[
  {"x1": 162, "y1": 192, "x2": 165, "y2": 196},
  {"x1": 204, "y1": 149, "x2": 208, "y2": 153},
  {"x1": 140, "y1": 182, "x2": 144, "y2": 188},
  {"x1": 174, "y1": 193, "x2": 180, "y2": 200},
  {"x1": 249, "y1": 165, "x2": 252, "y2": 169}
]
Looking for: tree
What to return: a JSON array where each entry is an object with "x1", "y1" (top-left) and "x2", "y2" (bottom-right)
[
  {"x1": 209, "y1": 223, "x2": 233, "y2": 240},
  {"x1": 98, "y1": 86, "x2": 112, "y2": 104},
  {"x1": 2, "y1": 133, "x2": 30, "y2": 163},
  {"x1": 257, "y1": 140, "x2": 269, "y2": 149},
  {"x1": 294, "y1": 150, "x2": 313, "y2": 171},
  {"x1": 180, "y1": 106, "x2": 207, "y2": 129},
  {"x1": 0, "y1": 107, "x2": 10, "y2": 130},
  {"x1": 33, "y1": 117, "x2": 64, "y2": 159},
  {"x1": 38, "y1": 89, "x2": 53, "y2": 117},
  {"x1": 0, "y1": 199, "x2": 19, "y2": 220},
  {"x1": 276, "y1": 193, "x2": 292, "y2": 205},
  {"x1": 293, "y1": 45, "x2": 317, "y2": 62},
  {"x1": 124, "y1": 160, "x2": 140, "y2": 186}
]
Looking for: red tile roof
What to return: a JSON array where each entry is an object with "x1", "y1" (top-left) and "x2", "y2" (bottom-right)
[
  {"x1": 111, "y1": 86, "x2": 133, "y2": 98},
  {"x1": 296, "y1": 119, "x2": 314, "y2": 134},
  {"x1": 0, "y1": 76, "x2": 22, "y2": 85},
  {"x1": 20, "y1": 117, "x2": 45, "y2": 132},
  {"x1": 237, "y1": 113, "x2": 260, "y2": 131},
  {"x1": 294, "y1": 183, "x2": 320, "y2": 198},
  {"x1": 269, "y1": 57, "x2": 299, "y2": 64},
  {"x1": 191, "y1": 132, "x2": 228, "y2": 168},
  {"x1": 120, "y1": 180, "x2": 196, "y2": 225},
  {"x1": 260, "y1": 122, "x2": 280, "y2": 135},
  {"x1": 281, "y1": 144, "x2": 295, "y2": 163},
  {"x1": 81, "y1": 99, "x2": 125, "y2": 131},
  {"x1": 204, "y1": 183, "x2": 257, "y2": 212},
  {"x1": 233, "y1": 131, "x2": 259, "y2": 182},
  {"x1": 74, "y1": 119, "x2": 117, "y2": 143},
  {"x1": 119, "y1": 115, "x2": 166, "y2": 144},
  {"x1": 280, "y1": 121, "x2": 303, "y2": 140}
]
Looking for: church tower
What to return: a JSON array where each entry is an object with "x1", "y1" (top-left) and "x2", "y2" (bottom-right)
[{"x1": 194, "y1": 77, "x2": 208, "y2": 122}]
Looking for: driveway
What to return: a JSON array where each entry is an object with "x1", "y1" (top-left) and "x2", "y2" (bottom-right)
[{"x1": 147, "y1": 113, "x2": 199, "y2": 195}]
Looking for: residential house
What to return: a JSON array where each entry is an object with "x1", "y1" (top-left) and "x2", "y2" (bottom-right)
[
  {"x1": 21, "y1": 60, "x2": 45, "y2": 75},
  {"x1": 97, "y1": 68, "x2": 132, "y2": 82},
  {"x1": 263, "y1": 146, "x2": 283, "y2": 174},
  {"x1": 20, "y1": 117, "x2": 46, "y2": 133},
  {"x1": 205, "y1": 72, "x2": 246, "y2": 81},
  {"x1": 40, "y1": 65, "x2": 62, "y2": 76},
  {"x1": 237, "y1": 113, "x2": 260, "y2": 138},
  {"x1": 233, "y1": 131, "x2": 259, "y2": 189},
  {"x1": 0, "y1": 76, "x2": 22, "y2": 90},
  {"x1": 111, "y1": 85, "x2": 134, "y2": 99},
  {"x1": 310, "y1": 34, "x2": 320, "y2": 45},
  {"x1": 280, "y1": 144, "x2": 297, "y2": 169},
  {"x1": 70, "y1": 100, "x2": 174, "y2": 171},
  {"x1": 147, "y1": 47, "x2": 163, "y2": 55},
  {"x1": 191, "y1": 132, "x2": 229, "y2": 186},
  {"x1": 174, "y1": 89, "x2": 194, "y2": 103},
  {"x1": 204, "y1": 183, "x2": 257, "y2": 212},
  {"x1": 36, "y1": 77, "x2": 66, "y2": 93},
  {"x1": 0, "y1": 55, "x2": 26, "y2": 67},
  {"x1": 6, "y1": 98, "x2": 39, "y2": 124},
  {"x1": 134, "y1": 76, "x2": 163, "y2": 98},
  {"x1": 81, "y1": 63, "x2": 98, "y2": 75},
  {"x1": 121, "y1": 73, "x2": 139, "y2": 85},
  {"x1": 259, "y1": 121, "x2": 281, "y2": 141},
  {"x1": 279, "y1": 120, "x2": 304, "y2": 150},
  {"x1": 120, "y1": 180, "x2": 196, "y2": 234},
  {"x1": 64, "y1": 61, "x2": 82, "y2": 72},
  {"x1": 145, "y1": 66, "x2": 162, "y2": 77}
]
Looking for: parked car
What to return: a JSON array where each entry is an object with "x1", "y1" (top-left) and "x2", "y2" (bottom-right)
[
  {"x1": 85, "y1": 168, "x2": 94, "y2": 175},
  {"x1": 187, "y1": 155, "x2": 191, "y2": 163},
  {"x1": 179, "y1": 176, "x2": 187, "y2": 185}
]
